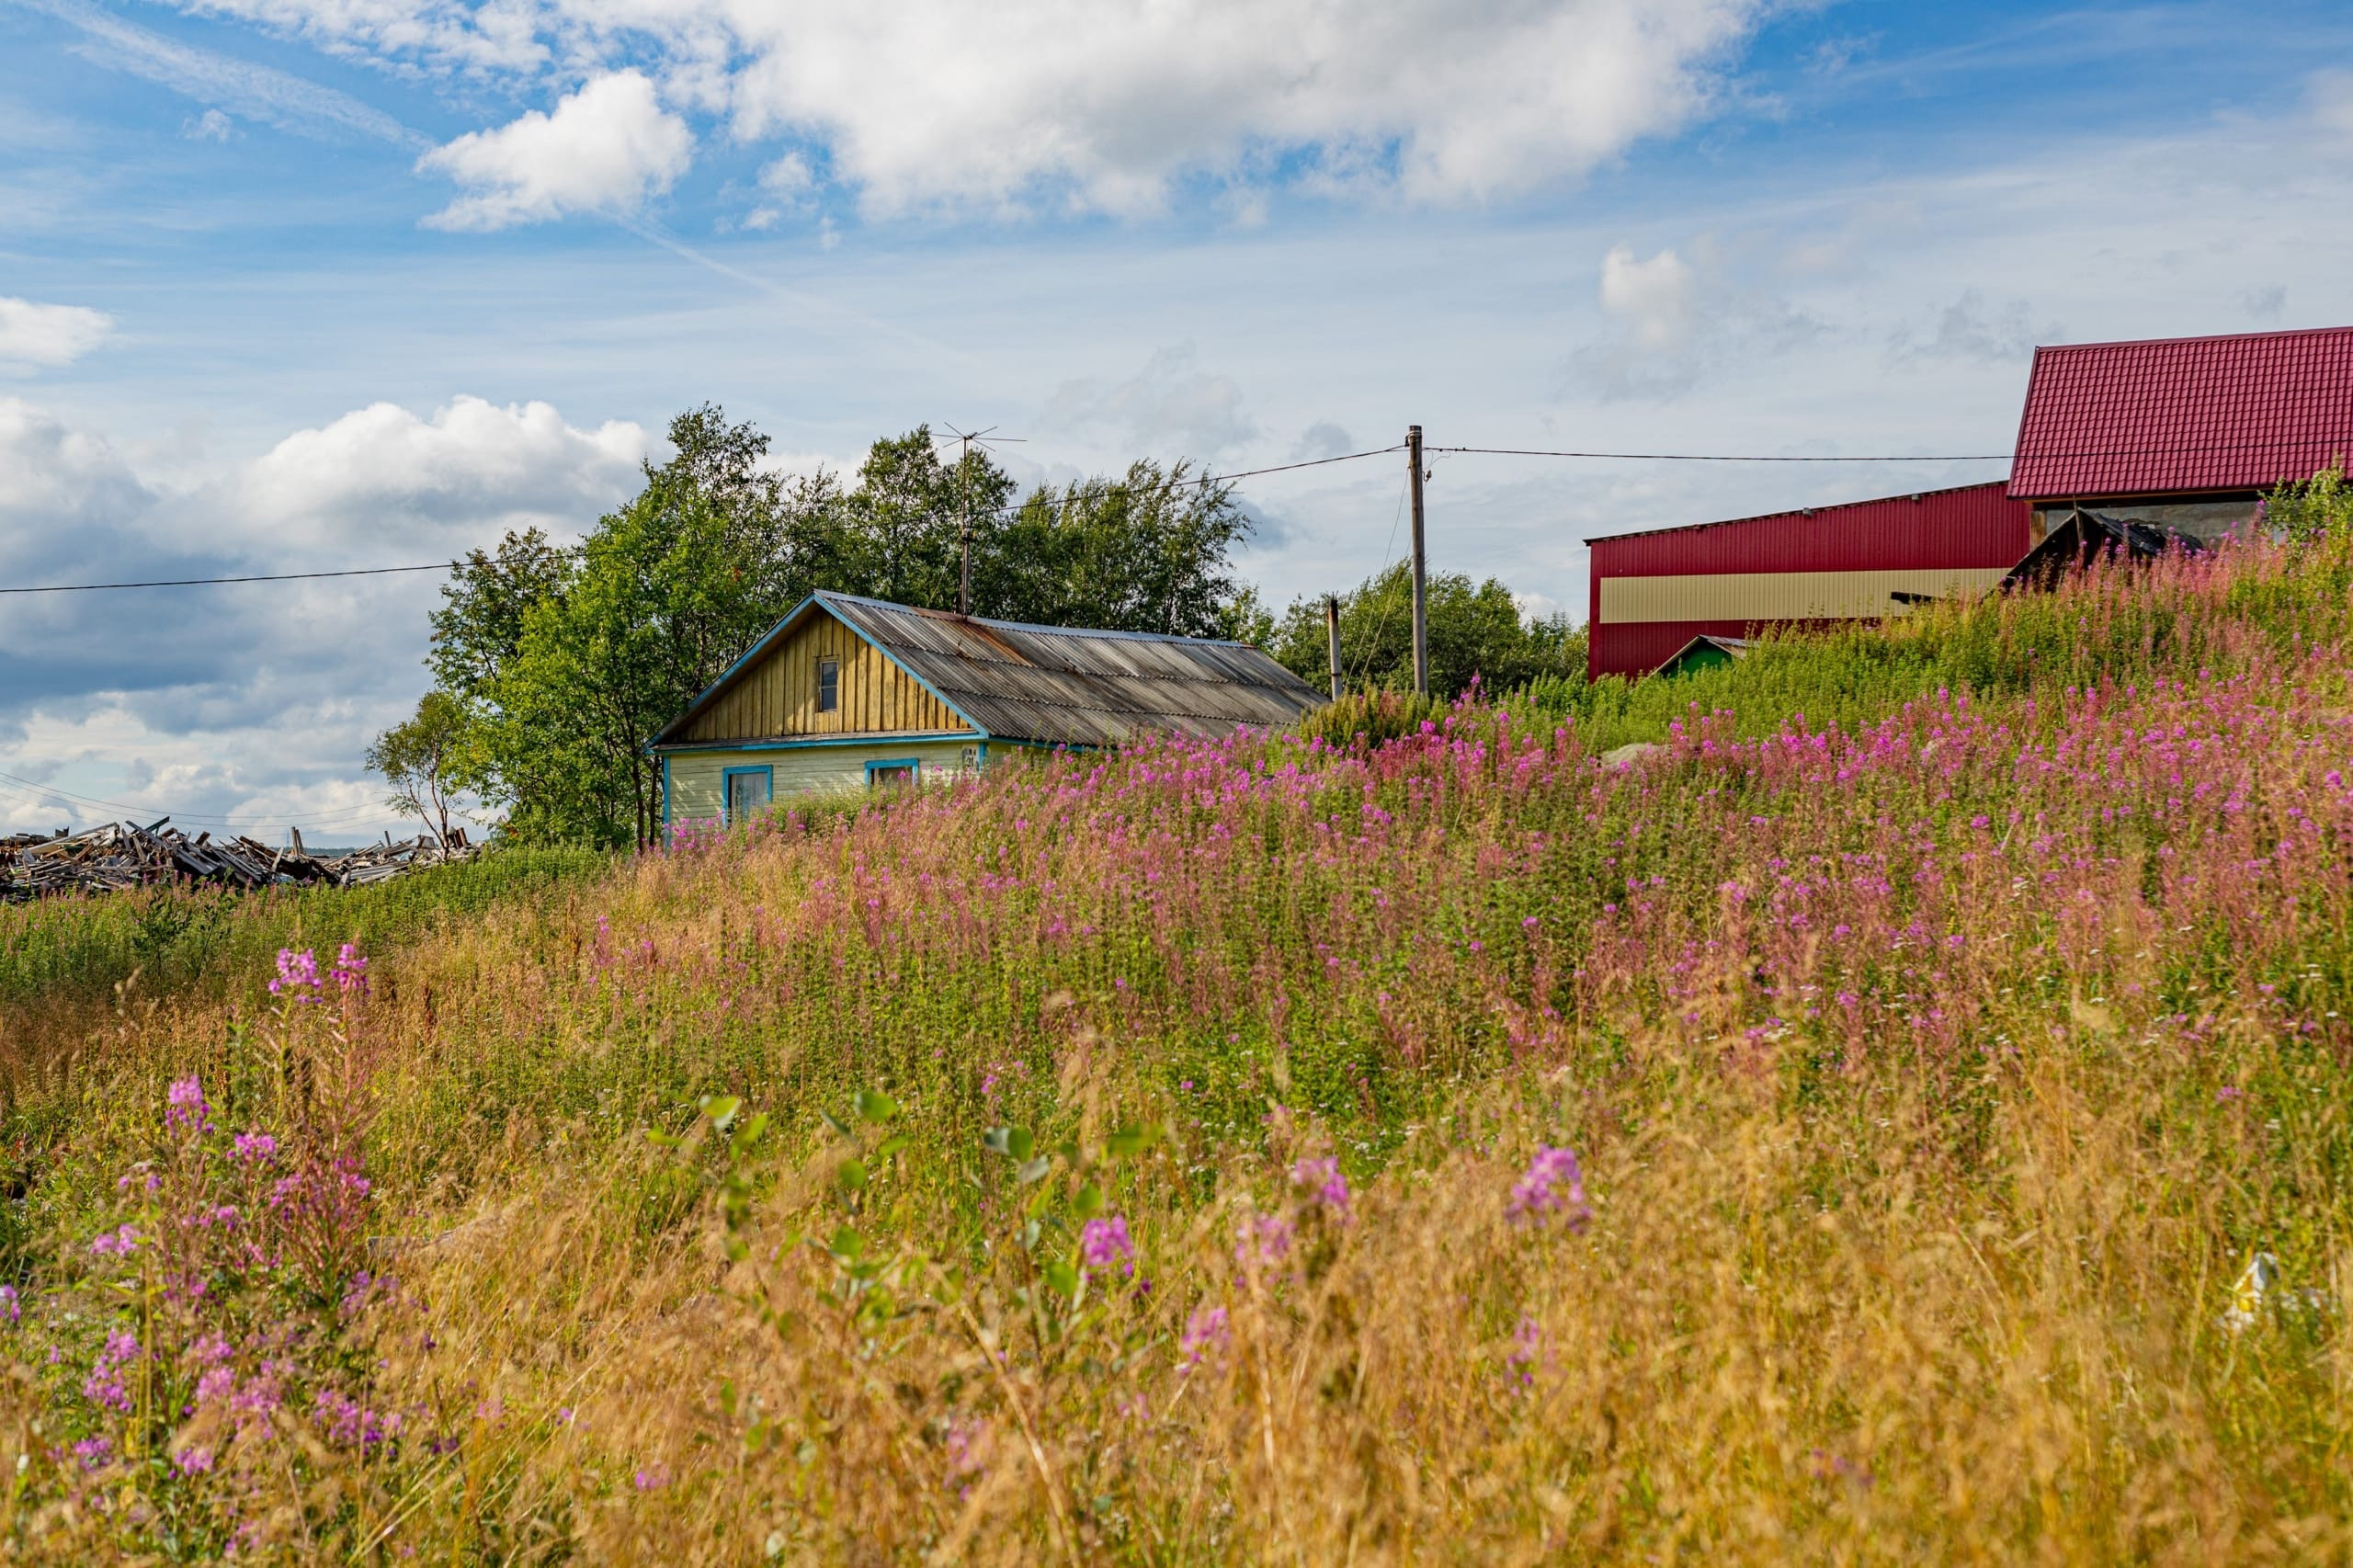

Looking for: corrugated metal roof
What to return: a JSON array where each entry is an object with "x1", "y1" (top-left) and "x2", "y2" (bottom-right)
[
  {"x1": 2009, "y1": 326, "x2": 2353, "y2": 500},
  {"x1": 656, "y1": 592, "x2": 1324, "y2": 750}
]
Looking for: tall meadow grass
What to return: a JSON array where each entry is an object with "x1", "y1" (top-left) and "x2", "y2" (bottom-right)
[{"x1": 2, "y1": 526, "x2": 2351, "y2": 1561}]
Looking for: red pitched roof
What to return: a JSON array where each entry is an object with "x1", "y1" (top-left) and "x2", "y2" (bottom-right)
[{"x1": 2009, "y1": 326, "x2": 2353, "y2": 501}]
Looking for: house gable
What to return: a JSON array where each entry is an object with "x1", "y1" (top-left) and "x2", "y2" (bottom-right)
[{"x1": 668, "y1": 601, "x2": 975, "y2": 745}]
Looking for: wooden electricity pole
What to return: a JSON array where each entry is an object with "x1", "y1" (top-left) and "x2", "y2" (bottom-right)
[
  {"x1": 1324, "y1": 594, "x2": 1343, "y2": 700},
  {"x1": 1407, "y1": 425, "x2": 1428, "y2": 698}
]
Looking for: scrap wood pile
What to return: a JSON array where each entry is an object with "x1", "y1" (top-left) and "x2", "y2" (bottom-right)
[{"x1": 0, "y1": 820, "x2": 475, "y2": 902}]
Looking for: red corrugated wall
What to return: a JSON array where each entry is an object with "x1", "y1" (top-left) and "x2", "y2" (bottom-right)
[{"x1": 1587, "y1": 481, "x2": 2030, "y2": 680}]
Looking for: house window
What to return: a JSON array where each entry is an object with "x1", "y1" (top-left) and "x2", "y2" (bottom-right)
[
  {"x1": 867, "y1": 758, "x2": 918, "y2": 789},
  {"x1": 724, "y1": 766, "x2": 772, "y2": 824},
  {"x1": 817, "y1": 658, "x2": 840, "y2": 713}
]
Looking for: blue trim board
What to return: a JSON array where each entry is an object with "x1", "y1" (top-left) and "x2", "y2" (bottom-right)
[
  {"x1": 662, "y1": 754, "x2": 673, "y2": 828},
  {"x1": 864, "y1": 757, "x2": 921, "y2": 786},
  {"x1": 721, "y1": 764, "x2": 774, "y2": 824},
  {"x1": 654, "y1": 731, "x2": 976, "y2": 756}
]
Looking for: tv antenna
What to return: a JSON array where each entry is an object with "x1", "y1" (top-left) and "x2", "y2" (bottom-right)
[{"x1": 935, "y1": 424, "x2": 1025, "y2": 616}]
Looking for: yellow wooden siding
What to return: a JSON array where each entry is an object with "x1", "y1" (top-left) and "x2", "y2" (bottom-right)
[
  {"x1": 1597, "y1": 566, "x2": 2012, "y2": 625},
  {"x1": 667, "y1": 741, "x2": 983, "y2": 823},
  {"x1": 676, "y1": 612, "x2": 972, "y2": 743}
]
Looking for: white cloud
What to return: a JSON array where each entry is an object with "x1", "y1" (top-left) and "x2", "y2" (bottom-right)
[
  {"x1": 1598, "y1": 244, "x2": 1697, "y2": 348},
  {"x1": 234, "y1": 395, "x2": 645, "y2": 536},
  {"x1": 418, "y1": 71, "x2": 693, "y2": 231},
  {"x1": 1885, "y1": 289, "x2": 2057, "y2": 366},
  {"x1": 0, "y1": 395, "x2": 648, "y2": 836},
  {"x1": 0, "y1": 297, "x2": 115, "y2": 370},
  {"x1": 175, "y1": 0, "x2": 1766, "y2": 218},
  {"x1": 183, "y1": 108, "x2": 235, "y2": 141}
]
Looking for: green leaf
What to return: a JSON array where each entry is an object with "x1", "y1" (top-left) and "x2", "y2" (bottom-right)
[
  {"x1": 1007, "y1": 1127, "x2": 1036, "y2": 1162},
  {"x1": 645, "y1": 1129, "x2": 681, "y2": 1150},
  {"x1": 1105, "y1": 1124, "x2": 1155, "y2": 1158},
  {"x1": 837, "y1": 1158, "x2": 870, "y2": 1191},
  {"x1": 699, "y1": 1095, "x2": 742, "y2": 1131},
  {"x1": 1073, "y1": 1183, "x2": 1105, "y2": 1219},
  {"x1": 983, "y1": 1126, "x2": 1014, "y2": 1155},
  {"x1": 829, "y1": 1226, "x2": 865, "y2": 1262},
  {"x1": 1042, "y1": 1260, "x2": 1080, "y2": 1300},
  {"x1": 1017, "y1": 1157, "x2": 1051, "y2": 1185},
  {"x1": 818, "y1": 1109, "x2": 854, "y2": 1139},
  {"x1": 744, "y1": 1418, "x2": 772, "y2": 1455},
  {"x1": 874, "y1": 1134, "x2": 910, "y2": 1161},
  {"x1": 732, "y1": 1112, "x2": 772, "y2": 1154},
  {"x1": 719, "y1": 1379, "x2": 738, "y2": 1418},
  {"x1": 723, "y1": 1234, "x2": 750, "y2": 1263},
  {"x1": 855, "y1": 1089, "x2": 899, "y2": 1123}
]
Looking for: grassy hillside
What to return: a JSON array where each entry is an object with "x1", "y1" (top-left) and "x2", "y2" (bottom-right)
[{"x1": 3, "y1": 511, "x2": 2352, "y2": 1562}]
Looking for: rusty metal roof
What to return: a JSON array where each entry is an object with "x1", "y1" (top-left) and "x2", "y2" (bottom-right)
[{"x1": 654, "y1": 592, "x2": 1324, "y2": 749}]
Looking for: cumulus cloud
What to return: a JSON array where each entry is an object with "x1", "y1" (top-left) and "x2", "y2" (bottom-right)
[
  {"x1": 176, "y1": 0, "x2": 1765, "y2": 218},
  {"x1": 0, "y1": 297, "x2": 115, "y2": 370},
  {"x1": 1046, "y1": 345, "x2": 1259, "y2": 458},
  {"x1": 1598, "y1": 245, "x2": 1697, "y2": 348},
  {"x1": 418, "y1": 71, "x2": 693, "y2": 231},
  {"x1": 229, "y1": 395, "x2": 647, "y2": 547},
  {"x1": 183, "y1": 108, "x2": 235, "y2": 141},
  {"x1": 0, "y1": 395, "x2": 647, "y2": 835}
]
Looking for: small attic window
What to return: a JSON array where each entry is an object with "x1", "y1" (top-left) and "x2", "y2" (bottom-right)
[{"x1": 817, "y1": 658, "x2": 840, "y2": 712}]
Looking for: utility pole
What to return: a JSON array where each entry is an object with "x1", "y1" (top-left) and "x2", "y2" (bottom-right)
[
  {"x1": 1407, "y1": 425, "x2": 1428, "y2": 698},
  {"x1": 957, "y1": 429, "x2": 973, "y2": 617},
  {"x1": 1324, "y1": 594, "x2": 1343, "y2": 701}
]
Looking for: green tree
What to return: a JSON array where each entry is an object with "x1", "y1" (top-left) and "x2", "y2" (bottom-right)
[
  {"x1": 979, "y1": 460, "x2": 1249, "y2": 635},
  {"x1": 363, "y1": 690, "x2": 473, "y2": 845},
  {"x1": 1267, "y1": 562, "x2": 1586, "y2": 699}
]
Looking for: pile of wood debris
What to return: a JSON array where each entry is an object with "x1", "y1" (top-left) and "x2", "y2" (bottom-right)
[{"x1": 0, "y1": 820, "x2": 475, "y2": 902}]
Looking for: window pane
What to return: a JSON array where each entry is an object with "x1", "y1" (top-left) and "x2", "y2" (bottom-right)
[
  {"x1": 818, "y1": 659, "x2": 839, "y2": 712},
  {"x1": 727, "y1": 770, "x2": 768, "y2": 823}
]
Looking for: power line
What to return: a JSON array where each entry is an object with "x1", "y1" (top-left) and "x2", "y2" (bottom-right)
[
  {"x1": 0, "y1": 767, "x2": 393, "y2": 830},
  {"x1": 1427, "y1": 445, "x2": 2008, "y2": 463},
  {"x1": 0, "y1": 562, "x2": 456, "y2": 596}
]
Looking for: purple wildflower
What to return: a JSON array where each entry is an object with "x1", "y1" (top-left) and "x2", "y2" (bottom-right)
[
  {"x1": 269, "y1": 947, "x2": 322, "y2": 1000},
  {"x1": 72, "y1": 1437, "x2": 113, "y2": 1471},
  {"x1": 1177, "y1": 1305, "x2": 1231, "y2": 1369},
  {"x1": 1506, "y1": 1145, "x2": 1591, "y2": 1231},
  {"x1": 174, "y1": 1446, "x2": 214, "y2": 1476},
  {"x1": 0, "y1": 1284, "x2": 17, "y2": 1324},
  {"x1": 633, "y1": 1463, "x2": 670, "y2": 1491},
  {"x1": 82, "y1": 1330, "x2": 140, "y2": 1414},
  {"x1": 1290, "y1": 1155, "x2": 1351, "y2": 1214},
  {"x1": 330, "y1": 942, "x2": 369, "y2": 994},
  {"x1": 315, "y1": 1388, "x2": 400, "y2": 1449},
  {"x1": 88, "y1": 1223, "x2": 140, "y2": 1258},
  {"x1": 1233, "y1": 1212, "x2": 1294, "y2": 1269},
  {"x1": 1504, "y1": 1315, "x2": 1541, "y2": 1388},
  {"x1": 165, "y1": 1075, "x2": 214, "y2": 1133},
  {"x1": 1080, "y1": 1215, "x2": 1134, "y2": 1275}
]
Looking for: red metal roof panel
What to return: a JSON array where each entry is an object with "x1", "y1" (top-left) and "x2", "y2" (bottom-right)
[
  {"x1": 2009, "y1": 326, "x2": 2353, "y2": 500},
  {"x1": 1586, "y1": 481, "x2": 2027, "y2": 577}
]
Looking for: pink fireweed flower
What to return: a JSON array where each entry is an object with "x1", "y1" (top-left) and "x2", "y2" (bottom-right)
[
  {"x1": 633, "y1": 1464, "x2": 670, "y2": 1491},
  {"x1": 269, "y1": 948, "x2": 322, "y2": 1002},
  {"x1": 1079, "y1": 1216, "x2": 1134, "y2": 1276},
  {"x1": 83, "y1": 1329, "x2": 140, "y2": 1414},
  {"x1": 72, "y1": 1437, "x2": 113, "y2": 1471},
  {"x1": 1178, "y1": 1305, "x2": 1231, "y2": 1369},
  {"x1": 315, "y1": 1388, "x2": 400, "y2": 1449},
  {"x1": 230, "y1": 1131, "x2": 278, "y2": 1164},
  {"x1": 165, "y1": 1075, "x2": 213, "y2": 1133},
  {"x1": 173, "y1": 1446, "x2": 214, "y2": 1476},
  {"x1": 331, "y1": 942, "x2": 369, "y2": 993},
  {"x1": 88, "y1": 1223, "x2": 140, "y2": 1257},
  {"x1": 0, "y1": 1285, "x2": 17, "y2": 1324},
  {"x1": 1504, "y1": 1315, "x2": 1541, "y2": 1388},
  {"x1": 1290, "y1": 1155, "x2": 1350, "y2": 1214},
  {"x1": 1507, "y1": 1146, "x2": 1591, "y2": 1231},
  {"x1": 1233, "y1": 1212, "x2": 1294, "y2": 1270}
]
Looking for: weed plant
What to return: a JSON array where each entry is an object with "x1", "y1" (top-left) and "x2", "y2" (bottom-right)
[{"x1": 0, "y1": 496, "x2": 2351, "y2": 1560}]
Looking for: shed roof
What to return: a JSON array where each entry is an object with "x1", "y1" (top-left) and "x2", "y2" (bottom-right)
[
  {"x1": 652, "y1": 591, "x2": 1325, "y2": 750},
  {"x1": 2009, "y1": 326, "x2": 2353, "y2": 501}
]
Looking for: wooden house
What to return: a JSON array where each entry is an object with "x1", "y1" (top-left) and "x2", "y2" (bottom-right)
[{"x1": 649, "y1": 591, "x2": 1325, "y2": 828}]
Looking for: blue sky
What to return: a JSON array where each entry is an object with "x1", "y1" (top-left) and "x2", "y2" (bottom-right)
[{"x1": 3, "y1": 0, "x2": 2352, "y2": 837}]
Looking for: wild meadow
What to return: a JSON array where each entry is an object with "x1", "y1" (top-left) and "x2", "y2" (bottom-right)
[{"x1": 3, "y1": 494, "x2": 2352, "y2": 1562}]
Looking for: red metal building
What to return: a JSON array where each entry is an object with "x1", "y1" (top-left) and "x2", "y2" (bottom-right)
[{"x1": 1584, "y1": 482, "x2": 2031, "y2": 680}]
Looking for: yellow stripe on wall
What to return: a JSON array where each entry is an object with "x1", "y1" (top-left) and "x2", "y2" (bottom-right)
[{"x1": 1597, "y1": 567, "x2": 2013, "y2": 625}]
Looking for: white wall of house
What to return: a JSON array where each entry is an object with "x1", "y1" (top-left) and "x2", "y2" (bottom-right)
[{"x1": 663, "y1": 739, "x2": 983, "y2": 824}]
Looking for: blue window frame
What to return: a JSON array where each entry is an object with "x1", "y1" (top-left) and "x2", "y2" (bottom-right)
[
  {"x1": 722, "y1": 765, "x2": 773, "y2": 824},
  {"x1": 865, "y1": 756, "x2": 919, "y2": 789}
]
